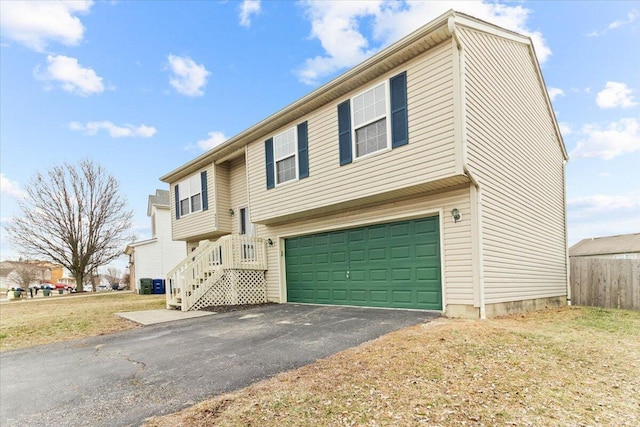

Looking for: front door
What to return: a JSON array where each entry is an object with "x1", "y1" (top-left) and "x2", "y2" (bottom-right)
[
  {"x1": 239, "y1": 206, "x2": 255, "y2": 236},
  {"x1": 239, "y1": 206, "x2": 256, "y2": 260}
]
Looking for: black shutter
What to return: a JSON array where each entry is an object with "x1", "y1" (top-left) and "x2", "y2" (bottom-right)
[
  {"x1": 390, "y1": 71, "x2": 409, "y2": 148},
  {"x1": 337, "y1": 100, "x2": 352, "y2": 165},
  {"x1": 265, "y1": 138, "x2": 275, "y2": 189},
  {"x1": 200, "y1": 171, "x2": 208, "y2": 211},
  {"x1": 174, "y1": 185, "x2": 180, "y2": 219},
  {"x1": 297, "y1": 121, "x2": 309, "y2": 179}
]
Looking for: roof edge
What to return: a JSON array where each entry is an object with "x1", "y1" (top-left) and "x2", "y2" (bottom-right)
[{"x1": 160, "y1": 9, "x2": 457, "y2": 183}]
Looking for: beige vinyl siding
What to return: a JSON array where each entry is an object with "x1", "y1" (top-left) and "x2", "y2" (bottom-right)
[
  {"x1": 215, "y1": 162, "x2": 232, "y2": 234},
  {"x1": 171, "y1": 164, "x2": 218, "y2": 241},
  {"x1": 256, "y1": 186, "x2": 473, "y2": 307},
  {"x1": 247, "y1": 42, "x2": 459, "y2": 224},
  {"x1": 229, "y1": 156, "x2": 248, "y2": 234},
  {"x1": 459, "y1": 27, "x2": 567, "y2": 303}
]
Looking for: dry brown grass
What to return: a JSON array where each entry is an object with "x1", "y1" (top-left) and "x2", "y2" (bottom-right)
[
  {"x1": 0, "y1": 292, "x2": 166, "y2": 351},
  {"x1": 146, "y1": 306, "x2": 640, "y2": 427}
]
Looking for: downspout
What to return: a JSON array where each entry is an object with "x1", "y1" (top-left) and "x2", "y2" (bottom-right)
[
  {"x1": 449, "y1": 16, "x2": 486, "y2": 320},
  {"x1": 563, "y1": 160, "x2": 571, "y2": 306}
]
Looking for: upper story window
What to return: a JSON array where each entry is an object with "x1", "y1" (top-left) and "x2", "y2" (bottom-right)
[
  {"x1": 273, "y1": 127, "x2": 298, "y2": 184},
  {"x1": 175, "y1": 171, "x2": 209, "y2": 219},
  {"x1": 178, "y1": 174, "x2": 202, "y2": 216},
  {"x1": 265, "y1": 121, "x2": 309, "y2": 190},
  {"x1": 338, "y1": 71, "x2": 408, "y2": 166},
  {"x1": 353, "y1": 82, "x2": 389, "y2": 158}
]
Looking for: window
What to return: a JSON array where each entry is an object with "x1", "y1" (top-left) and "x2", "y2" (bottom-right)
[
  {"x1": 338, "y1": 71, "x2": 408, "y2": 165},
  {"x1": 613, "y1": 253, "x2": 638, "y2": 260},
  {"x1": 265, "y1": 121, "x2": 309, "y2": 189},
  {"x1": 353, "y1": 82, "x2": 388, "y2": 157},
  {"x1": 274, "y1": 127, "x2": 297, "y2": 184},
  {"x1": 177, "y1": 173, "x2": 203, "y2": 217}
]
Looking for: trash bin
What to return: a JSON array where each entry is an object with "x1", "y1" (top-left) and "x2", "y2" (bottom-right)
[
  {"x1": 13, "y1": 289, "x2": 22, "y2": 299},
  {"x1": 152, "y1": 279, "x2": 166, "y2": 294},
  {"x1": 58, "y1": 289, "x2": 64, "y2": 294},
  {"x1": 43, "y1": 289, "x2": 51, "y2": 296},
  {"x1": 139, "y1": 278, "x2": 153, "y2": 295}
]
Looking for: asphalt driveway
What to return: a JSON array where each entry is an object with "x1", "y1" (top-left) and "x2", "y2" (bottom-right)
[{"x1": 0, "y1": 304, "x2": 438, "y2": 427}]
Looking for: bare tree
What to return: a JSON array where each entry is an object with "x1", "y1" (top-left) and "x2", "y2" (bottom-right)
[
  {"x1": 7, "y1": 260, "x2": 39, "y2": 289},
  {"x1": 105, "y1": 266, "x2": 121, "y2": 287},
  {"x1": 121, "y1": 271, "x2": 131, "y2": 290},
  {"x1": 6, "y1": 160, "x2": 134, "y2": 292}
]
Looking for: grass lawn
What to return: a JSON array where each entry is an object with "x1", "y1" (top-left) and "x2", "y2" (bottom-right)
[
  {"x1": 146, "y1": 306, "x2": 640, "y2": 427},
  {"x1": 0, "y1": 292, "x2": 166, "y2": 351}
]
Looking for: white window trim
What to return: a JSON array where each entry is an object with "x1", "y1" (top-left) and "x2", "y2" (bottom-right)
[
  {"x1": 273, "y1": 126, "x2": 299, "y2": 186},
  {"x1": 350, "y1": 80, "x2": 392, "y2": 161},
  {"x1": 177, "y1": 173, "x2": 203, "y2": 217}
]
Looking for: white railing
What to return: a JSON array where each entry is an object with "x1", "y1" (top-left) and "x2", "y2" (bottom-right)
[{"x1": 166, "y1": 235, "x2": 268, "y2": 311}]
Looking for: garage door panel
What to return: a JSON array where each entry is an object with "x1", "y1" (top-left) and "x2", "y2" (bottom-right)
[
  {"x1": 417, "y1": 266, "x2": 439, "y2": 280},
  {"x1": 368, "y1": 226, "x2": 387, "y2": 240},
  {"x1": 349, "y1": 249, "x2": 365, "y2": 261},
  {"x1": 369, "y1": 290, "x2": 387, "y2": 302},
  {"x1": 331, "y1": 251, "x2": 347, "y2": 263},
  {"x1": 392, "y1": 291, "x2": 413, "y2": 304},
  {"x1": 316, "y1": 289, "x2": 331, "y2": 300},
  {"x1": 315, "y1": 271, "x2": 329, "y2": 281},
  {"x1": 285, "y1": 216, "x2": 441, "y2": 310},
  {"x1": 369, "y1": 248, "x2": 387, "y2": 260},
  {"x1": 332, "y1": 290, "x2": 347, "y2": 301},
  {"x1": 418, "y1": 290, "x2": 440, "y2": 304},
  {"x1": 370, "y1": 269, "x2": 388, "y2": 281},
  {"x1": 390, "y1": 223, "x2": 410, "y2": 237},
  {"x1": 416, "y1": 243, "x2": 438, "y2": 258}
]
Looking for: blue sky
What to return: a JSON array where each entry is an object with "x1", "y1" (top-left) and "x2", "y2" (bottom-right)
[{"x1": 1, "y1": 1, "x2": 639, "y2": 273}]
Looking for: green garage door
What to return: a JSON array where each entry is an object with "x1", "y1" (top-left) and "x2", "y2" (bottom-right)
[{"x1": 285, "y1": 216, "x2": 441, "y2": 310}]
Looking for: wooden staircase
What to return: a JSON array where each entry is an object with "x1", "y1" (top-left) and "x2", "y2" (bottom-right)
[{"x1": 166, "y1": 235, "x2": 268, "y2": 311}]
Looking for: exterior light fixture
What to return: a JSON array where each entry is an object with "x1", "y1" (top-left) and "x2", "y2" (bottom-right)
[
  {"x1": 229, "y1": 209, "x2": 235, "y2": 216},
  {"x1": 451, "y1": 208, "x2": 461, "y2": 223},
  {"x1": 267, "y1": 238, "x2": 274, "y2": 246}
]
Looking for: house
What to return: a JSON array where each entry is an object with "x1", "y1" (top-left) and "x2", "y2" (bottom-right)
[
  {"x1": 569, "y1": 234, "x2": 640, "y2": 260},
  {"x1": 0, "y1": 260, "x2": 64, "y2": 289},
  {"x1": 124, "y1": 190, "x2": 187, "y2": 292},
  {"x1": 159, "y1": 10, "x2": 568, "y2": 319}
]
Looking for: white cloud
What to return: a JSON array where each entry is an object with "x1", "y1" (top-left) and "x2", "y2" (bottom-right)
[
  {"x1": 239, "y1": 0, "x2": 261, "y2": 27},
  {"x1": 568, "y1": 194, "x2": 640, "y2": 214},
  {"x1": 36, "y1": 55, "x2": 104, "y2": 96},
  {"x1": 567, "y1": 193, "x2": 640, "y2": 244},
  {"x1": 547, "y1": 87, "x2": 565, "y2": 102},
  {"x1": 185, "y1": 131, "x2": 228, "y2": 151},
  {"x1": 69, "y1": 121, "x2": 157, "y2": 138},
  {"x1": 596, "y1": 82, "x2": 638, "y2": 109},
  {"x1": 558, "y1": 122, "x2": 572, "y2": 136},
  {"x1": 570, "y1": 118, "x2": 640, "y2": 160},
  {"x1": 296, "y1": 0, "x2": 552, "y2": 85},
  {"x1": 0, "y1": 174, "x2": 26, "y2": 199},
  {"x1": 167, "y1": 54, "x2": 210, "y2": 97},
  {"x1": 0, "y1": 0, "x2": 92, "y2": 51},
  {"x1": 588, "y1": 10, "x2": 638, "y2": 37}
]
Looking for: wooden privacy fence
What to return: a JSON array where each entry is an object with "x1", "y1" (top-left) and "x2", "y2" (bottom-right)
[{"x1": 570, "y1": 258, "x2": 640, "y2": 310}]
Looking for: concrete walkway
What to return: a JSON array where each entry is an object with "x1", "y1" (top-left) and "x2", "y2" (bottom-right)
[{"x1": 115, "y1": 308, "x2": 215, "y2": 325}]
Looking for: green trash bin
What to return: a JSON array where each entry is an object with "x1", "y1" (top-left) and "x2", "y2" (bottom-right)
[
  {"x1": 58, "y1": 289, "x2": 64, "y2": 294},
  {"x1": 139, "y1": 278, "x2": 153, "y2": 295},
  {"x1": 13, "y1": 290, "x2": 22, "y2": 299},
  {"x1": 43, "y1": 289, "x2": 51, "y2": 296}
]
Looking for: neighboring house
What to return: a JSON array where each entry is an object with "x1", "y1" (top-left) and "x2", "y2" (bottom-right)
[
  {"x1": 160, "y1": 10, "x2": 568, "y2": 319},
  {"x1": 569, "y1": 234, "x2": 640, "y2": 260},
  {"x1": 124, "y1": 190, "x2": 187, "y2": 291},
  {"x1": 0, "y1": 260, "x2": 64, "y2": 288}
]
